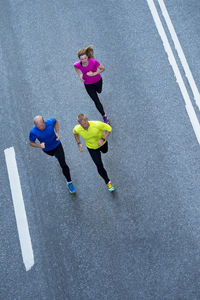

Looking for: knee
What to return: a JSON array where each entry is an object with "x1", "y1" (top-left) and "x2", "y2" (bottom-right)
[{"x1": 101, "y1": 149, "x2": 108, "y2": 154}]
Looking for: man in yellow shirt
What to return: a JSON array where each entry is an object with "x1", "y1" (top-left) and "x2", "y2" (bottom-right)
[{"x1": 73, "y1": 114, "x2": 114, "y2": 192}]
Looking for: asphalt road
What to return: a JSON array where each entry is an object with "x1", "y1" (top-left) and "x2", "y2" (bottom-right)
[{"x1": 1, "y1": 0, "x2": 200, "y2": 299}]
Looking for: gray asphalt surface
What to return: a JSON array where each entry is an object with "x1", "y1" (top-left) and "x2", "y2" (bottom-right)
[{"x1": 1, "y1": 0, "x2": 200, "y2": 299}]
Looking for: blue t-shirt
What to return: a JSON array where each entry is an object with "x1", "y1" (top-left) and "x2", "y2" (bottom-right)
[{"x1": 29, "y1": 118, "x2": 60, "y2": 151}]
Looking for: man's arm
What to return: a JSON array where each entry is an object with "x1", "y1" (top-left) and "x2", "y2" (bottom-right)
[
  {"x1": 54, "y1": 119, "x2": 60, "y2": 140},
  {"x1": 29, "y1": 141, "x2": 45, "y2": 149},
  {"x1": 102, "y1": 130, "x2": 110, "y2": 140},
  {"x1": 74, "y1": 133, "x2": 84, "y2": 152},
  {"x1": 98, "y1": 130, "x2": 111, "y2": 147}
]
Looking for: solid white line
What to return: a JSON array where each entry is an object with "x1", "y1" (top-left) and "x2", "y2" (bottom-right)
[
  {"x1": 4, "y1": 147, "x2": 34, "y2": 271},
  {"x1": 158, "y1": 0, "x2": 200, "y2": 111},
  {"x1": 146, "y1": 0, "x2": 200, "y2": 144}
]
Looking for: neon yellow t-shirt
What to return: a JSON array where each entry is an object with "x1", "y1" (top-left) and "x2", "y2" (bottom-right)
[{"x1": 73, "y1": 121, "x2": 112, "y2": 149}]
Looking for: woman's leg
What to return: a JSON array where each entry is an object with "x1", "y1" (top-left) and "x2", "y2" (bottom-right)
[
  {"x1": 95, "y1": 78, "x2": 103, "y2": 94},
  {"x1": 84, "y1": 83, "x2": 105, "y2": 116}
]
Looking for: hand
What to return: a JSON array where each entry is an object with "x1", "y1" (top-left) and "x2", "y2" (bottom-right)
[
  {"x1": 56, "y1": 133, "x2": 60, "y2": 141},
  {"x1": 98, "y1": 139, "x2": 104, "y2": 147},
  {"x1": 40, "y1": 142, "x2": 45, "y2": 149},
  {"x1": 79, "y1": 74, "x2": 84, "y2": 82},
  {"x1": 86, "y1": 71, "x2": 95, "y2": 77},
  {"x1": 78, "y1": 144, "x2": 84, "y2": 152}
]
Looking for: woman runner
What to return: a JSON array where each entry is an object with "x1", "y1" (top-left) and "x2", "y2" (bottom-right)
[{"x1": 74, "y1": 45, "x2": 109, "y2": 123}]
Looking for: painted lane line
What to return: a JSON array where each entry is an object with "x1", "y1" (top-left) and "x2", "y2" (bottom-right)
[
  {"x1": 4, "y1": 147, "x2": 34, "y2": 271},
  {"x1": 147, "y1": 0, "x2": 200, "y2": 144},
  {"x1": 158, "y1": 0, "x2": 200, "y2": 111}
]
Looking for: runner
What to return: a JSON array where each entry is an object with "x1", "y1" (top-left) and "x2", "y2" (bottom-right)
[
  {"x1": 74, "y1": 45, "x2": 109, "y2": 123},
  {"x1": 73, "y1": 114, "x2": 114, "y2": 192},
  {"x1": 29, "y1": 116, "x2": 76, "y2": 194}
]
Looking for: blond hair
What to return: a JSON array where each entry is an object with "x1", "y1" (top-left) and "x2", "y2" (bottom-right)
[
  {"x1": 77, "y1": 45, "x2": 94, "y2": 59},
  {"x1": 77, "y1": 113, "x2": 86, "y2": 121}
]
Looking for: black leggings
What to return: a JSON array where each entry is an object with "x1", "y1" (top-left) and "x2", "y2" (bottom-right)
[
  {"x1": 87, "y1": 142, "x2": 110, "y2": 184},
  {"x1": 84, "y1": 78, "x2": 105, "y2": 116},
  {"x1": 43, "y1": 142, "x2": 71, "y2": 182}
]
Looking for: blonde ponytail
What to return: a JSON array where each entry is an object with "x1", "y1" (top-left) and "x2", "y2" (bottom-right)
[{"x1": 77, "y1": 45, "x2": 94, "y2": 59}]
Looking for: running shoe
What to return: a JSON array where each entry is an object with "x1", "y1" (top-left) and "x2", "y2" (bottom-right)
[
  {"x1": 67, "y1": 181, "x2": 76, "y2": 194},
  {"x1": 103, "y1": 115, "x2": 109, "y2": 124},
  {"x1": 107, "y1": 181, "x2": 115, "y2": 192}
]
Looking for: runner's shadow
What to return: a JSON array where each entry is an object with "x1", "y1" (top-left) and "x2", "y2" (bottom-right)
[{"x1": 109, "y1": 189, "x2": 121, "y2": 206}]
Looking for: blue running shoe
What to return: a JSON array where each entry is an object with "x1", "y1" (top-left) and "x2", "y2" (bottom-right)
[{"x1": 67, "y1": 181, "x2": 76, "y2": 194}]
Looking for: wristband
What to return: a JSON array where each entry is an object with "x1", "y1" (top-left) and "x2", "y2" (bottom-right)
[
  {"x1": 101, "y1": 137, "x2": 105, "y2": 141},
  {"x1": 77, "y1": 141, "x2": 81, "y2": 145}
]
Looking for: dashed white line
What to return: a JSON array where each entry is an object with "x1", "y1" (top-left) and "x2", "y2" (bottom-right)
[
  {"x1": 4, "y1": 147, "x2": 34, "y2": 271},
  {"x1": 147, "y1": 0, "x2": 200, "y2": 144}
]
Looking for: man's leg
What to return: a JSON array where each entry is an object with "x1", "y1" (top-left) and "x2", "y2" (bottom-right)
[
  {"x1": 99, "y1": 141, "x2": 108, "y2": 154},
  {"x1": 87, "y1": 148, "x2": 110, "y2": 184},
  {"x1": 54, "y1": 143, "x2": 72, "y2": 182},
  {"x1": 43, "y1": 143, "x2": 75, "y2": 193}
]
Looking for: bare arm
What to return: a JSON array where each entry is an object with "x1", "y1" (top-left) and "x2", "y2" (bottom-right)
[
  {"x1": 74, "y1": 66, "x2": 84, "y2": 82},
  {"x1": 96, "y1": 63, "x2": 105, "y2": 75},
  {"x1": 54, "y1": 119, "x2": 60, "y2": 140},
  {"x1": 98, "y1": 130, "x2": 111, "y2": 147},
  {"x1": 87, "y1": 63, "x2": 105, "y2": 77},
  {"x1": 103, "y1": 130, "x2": 110, "y2": 139},
  {"x1": 74, "y1": 133, "x2": 84, "y2": 152},
  {"x1": 29, "y1": 141, "x2": 45, "y2": 149}
]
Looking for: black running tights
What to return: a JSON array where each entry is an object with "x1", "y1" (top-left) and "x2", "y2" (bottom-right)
[
  {"x1": 43, "y1": 142, "x2": 71, "y2": 182},
  {"x1": 84, "y1": 78, "x2": 105, "y2": 116},
  {"x1": 87, "y1": 142, "x2": 110, "y2": 184}
]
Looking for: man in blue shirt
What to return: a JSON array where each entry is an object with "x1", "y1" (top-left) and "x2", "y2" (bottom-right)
[{"x1": 29, "y1": 116, "x2": 75, "y2": 193}]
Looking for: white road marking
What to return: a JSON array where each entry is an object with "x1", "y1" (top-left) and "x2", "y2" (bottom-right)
[
  {"x1": 158, "y1": 0, "x2": 200, "y2": 111},
  {"x1": 4, "y1": 147, "x2": 34, "y2": 271},
  {"x1": 147, "y1": 0, "x2": 200, "y2": 144}
]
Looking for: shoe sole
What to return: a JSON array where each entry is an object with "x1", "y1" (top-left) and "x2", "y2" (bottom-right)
[{"x1": 69, "y1": 190, "x2": 76, "y2": 194}]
